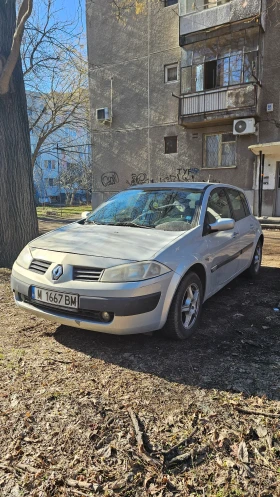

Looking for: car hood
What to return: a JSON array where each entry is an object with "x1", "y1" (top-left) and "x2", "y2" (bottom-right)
[{"x1": 30, "y1": 222, "x2": 184, "y2": 261}]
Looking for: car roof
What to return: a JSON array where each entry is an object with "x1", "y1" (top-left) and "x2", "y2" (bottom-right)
[
  {"x1": 129, "y1": 182, "x2": 214, "y2": 191},
  {"x1": 128, "y1": 182, "x2": 244, "y2": 192}
]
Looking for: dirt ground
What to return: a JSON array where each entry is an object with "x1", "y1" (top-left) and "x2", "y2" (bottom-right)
[{"x1": 0, "y1": 225, "x2": 280, "y2": 497}]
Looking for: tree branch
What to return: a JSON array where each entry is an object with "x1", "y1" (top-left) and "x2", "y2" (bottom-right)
[{"x1": 0, "y1": 0, "x2": 33, "y2": 95}]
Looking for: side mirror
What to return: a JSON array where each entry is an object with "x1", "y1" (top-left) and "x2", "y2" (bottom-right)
[
  {"x1": 81, "y1": 211, "x2": 91, "y2": 219},
  {"x1": 209, "y1": 218, "x2": 235, "y2": 232}
]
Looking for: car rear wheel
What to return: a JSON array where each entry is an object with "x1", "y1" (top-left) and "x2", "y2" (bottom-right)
[
  {"x1": 162, "y1": 271, "x2": 203, "y2": 340},
  {"x1": 245, "y1": 239, "x2": 262, "y2": 279}
]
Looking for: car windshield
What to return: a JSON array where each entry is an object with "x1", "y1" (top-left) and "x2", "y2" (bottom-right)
[{"x1": 86, "y1": 188, "x2": 203, "y2": 231}]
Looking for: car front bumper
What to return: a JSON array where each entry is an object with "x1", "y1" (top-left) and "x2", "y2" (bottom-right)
[{"x1": 11, "y1": 263, "x2": 179, "y2": 335}]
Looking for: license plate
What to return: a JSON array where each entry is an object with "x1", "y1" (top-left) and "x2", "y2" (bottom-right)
[{"x1": 31, "y1": 287, "x2": 78, "y2": 309}]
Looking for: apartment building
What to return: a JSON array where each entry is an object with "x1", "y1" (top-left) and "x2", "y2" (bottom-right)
[{"x1": 86, "y1": 0, "x2": 280, "y2": 216}]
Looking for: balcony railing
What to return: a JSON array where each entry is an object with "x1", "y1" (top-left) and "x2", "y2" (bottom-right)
[{"x1": 180, "y1": 85, "x2": 257, "y2": 117}]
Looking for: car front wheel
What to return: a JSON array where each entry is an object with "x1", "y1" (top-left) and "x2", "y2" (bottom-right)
[{"x1": 162, "y1": 271, "x2": 203, "y2": 340}]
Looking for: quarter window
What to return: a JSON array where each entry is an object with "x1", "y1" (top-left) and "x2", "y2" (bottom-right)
[
  {"x1": 204, "y1": 133, "x2": 236, "y2": 168},
  {"x1": 164, "y1": 136, "x2": 178, "y2": 154},
  {"x1": 227, "y1": 188, "x2": 247, "y2": 221},
  {"x1": 205, "y1": 188, "x2": 232, "y2": 225}
]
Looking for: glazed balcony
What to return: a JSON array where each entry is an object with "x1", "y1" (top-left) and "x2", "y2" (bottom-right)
[{"x1": 179, "y1": 0, "x2": 264, "y2": 39}]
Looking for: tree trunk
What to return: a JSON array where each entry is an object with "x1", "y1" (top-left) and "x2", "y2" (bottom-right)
[{"x1": 0, "y1": 1, "x2": 38, "y2": 268}]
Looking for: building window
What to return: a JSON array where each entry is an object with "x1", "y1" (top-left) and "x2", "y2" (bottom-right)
[
  {"x1": 164, "y1": 0, "x2": 178, "y2": 6},
  {"x1": 181, "y1": 27, "x2": 259, "y2": 94},
  {"x1": 165, "y1": 64, "x2": 178, "y2": 83},
  {"x1": 204, "y1": 133, "x2": 236, "y2": 168},
  {"x1": 165, "y1": 136, "x2": 178, "y2": 154},
  {"x1": 49, "y1": 178, "x2": 54, "y2": 187},
  {"x1": 44, "y1": 160, "x2": 56, "y2": 170}
]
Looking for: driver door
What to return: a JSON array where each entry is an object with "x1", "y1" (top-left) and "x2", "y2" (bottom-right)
[{"x1": 204, "y1": 188, "x2": 240, "y2": 289}]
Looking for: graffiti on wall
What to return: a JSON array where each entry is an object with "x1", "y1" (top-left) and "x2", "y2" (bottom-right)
[
  {"x1": 101, "y1": 171, "x2": 119, "y2": 187},
  {"x1": 159, "y1": 168, "x2": 200, "y2": 183},
  {"x1": 126, "y1": 173, "x2": 149, "y2": 186},
  {"x1": 99, "y1": 167, "x2": 223, "y2": 189}
]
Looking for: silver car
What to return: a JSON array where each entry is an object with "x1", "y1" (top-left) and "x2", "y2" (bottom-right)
[{"x1": 11, "y1": 183, "x2": 263, "y2": 339}]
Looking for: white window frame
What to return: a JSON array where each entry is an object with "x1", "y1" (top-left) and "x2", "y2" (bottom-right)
[{"x1": 165, "y1": 63, "x2": 178, "y2": 83}]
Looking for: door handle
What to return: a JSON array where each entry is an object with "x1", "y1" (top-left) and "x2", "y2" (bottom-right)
[{"x1": 250, "y1": 224, "x2": 255, "y2": 231}]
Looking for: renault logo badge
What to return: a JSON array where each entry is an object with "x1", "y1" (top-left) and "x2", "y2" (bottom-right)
[{"x1": 52, "y1": 264, "x2": 63, "y2": 280}]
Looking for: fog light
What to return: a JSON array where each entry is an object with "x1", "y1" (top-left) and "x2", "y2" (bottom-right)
[{"x1": 101, "y1": 311, "x2": 111, "y2": 322}]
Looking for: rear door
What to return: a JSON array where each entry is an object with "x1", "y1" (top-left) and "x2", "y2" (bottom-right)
[
  {"x1": 226, "y1": 188, "x2": 255, "y2": 271},
  {"x1": 204, "y1": 187, "x2": 240, "y2": 289}
]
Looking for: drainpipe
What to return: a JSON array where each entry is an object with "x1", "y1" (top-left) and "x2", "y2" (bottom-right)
[{"x1": 258, "y1": 150, "x2": 265, "y2": 217}]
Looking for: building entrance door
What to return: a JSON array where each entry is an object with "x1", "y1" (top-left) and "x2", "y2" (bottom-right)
[{"x1": 276, "y1": 162, "x2": 280, "y2": 216}]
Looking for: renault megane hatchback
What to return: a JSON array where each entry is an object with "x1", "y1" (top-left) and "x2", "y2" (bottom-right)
[{"x1": 11, "y1": 183, "x2": 263, "y2": 339}]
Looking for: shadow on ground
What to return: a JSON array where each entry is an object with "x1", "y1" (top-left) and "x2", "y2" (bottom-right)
[{"x1": 55, "y1": 266, "x2": 280, "y2": 400}]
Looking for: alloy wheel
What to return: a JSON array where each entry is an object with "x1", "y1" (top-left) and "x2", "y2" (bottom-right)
[
  {"x1": 254, "y1": 244, "x2": 261, "y2": 273},
  {"x1": 181, "y1": 283, "x2": 200, "y2": 330}
]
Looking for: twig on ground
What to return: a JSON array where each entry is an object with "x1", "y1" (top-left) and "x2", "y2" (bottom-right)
[
  {"x1": 16, "y1": 463, "x2": 40, "y2": 473},
  {"x1": 0, "y1": 463, "x2": 15, "y2": 473},
  {"x1": 66, "y1": 479, "x2": 100, "y2": 492},
  {"x1": 163, "y1": 427, "x2": 199, "y2": 459},
  {"x1": 235, "y1": 406, "x2": 280, "y2": 418},
  {"x1": 128, "y1": 408, "x2": 161, "y2": 467},
  {"x1": 165, "y1": 445, "x2": 209, "y2": 468}
]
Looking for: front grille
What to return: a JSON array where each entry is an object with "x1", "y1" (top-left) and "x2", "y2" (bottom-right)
[
  {"x1": 29, "y1": 259, "x2": 51, "y2": 275},
  {"x1": 23, "y1": 296, "x2": 110, "y2": 323},
  {"x1": 73, "y1": 266, "x2": 103, "y2": 282}
]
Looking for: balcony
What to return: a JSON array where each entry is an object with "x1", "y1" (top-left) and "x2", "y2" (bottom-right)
[
  {"x1": 179, "y1": 84, "x2": 258, "y2": 126},
  {"x1": 179, "y1": 0, "x2": 263, "y2": 39}
]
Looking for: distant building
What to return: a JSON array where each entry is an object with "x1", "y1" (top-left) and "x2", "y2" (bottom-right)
[
  {"x1": 27, "y1": 92, "x2": 91, "y2": 204},
  {"x1": 86, "y1": 0, "x2": 280, "y2": 216}
]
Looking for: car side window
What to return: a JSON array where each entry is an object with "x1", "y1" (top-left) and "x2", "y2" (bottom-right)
[
  {"x1": 205, "y1": 188, "x2": 232, "y2": 226},
  {"x1": 227, "y1": 188, "x2": 247, "y2": 221}
]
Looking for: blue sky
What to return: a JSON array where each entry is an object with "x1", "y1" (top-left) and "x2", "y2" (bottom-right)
[{"x1": 54, "y1": 0, "x2": 86, "y2": 36}]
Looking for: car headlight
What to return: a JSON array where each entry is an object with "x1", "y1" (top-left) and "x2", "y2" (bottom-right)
[
  {"x1": 100, "y1": 261, "x2": 171, "y2": 283},
  {"x1": 16, "y1": 245, "x2": 33, "y2": 269}
]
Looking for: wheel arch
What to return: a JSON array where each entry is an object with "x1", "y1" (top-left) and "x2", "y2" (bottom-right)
[{"x1": 186, "y1": 263, "x2": 207, "y2": 299}]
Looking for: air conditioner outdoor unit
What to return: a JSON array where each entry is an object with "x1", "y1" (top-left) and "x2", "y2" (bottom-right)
[
  {"x1": 96, "y1": 107, "x2": 111, "y2": 123},
  {"x1": 233, "y1": 118, "x2": 256, "y2": 135}
]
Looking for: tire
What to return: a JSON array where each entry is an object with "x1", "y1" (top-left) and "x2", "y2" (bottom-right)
[
  {"x1": 245, "y1": 239, "x2": 262, "y2": 279},
  {"x1": 162, "y1": 271, "x2": 203, "y2": 340}
]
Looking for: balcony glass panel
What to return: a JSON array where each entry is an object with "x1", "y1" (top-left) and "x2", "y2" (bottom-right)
[{"x1": 180, "y1": 27, "x2": 259, "y2": 94}]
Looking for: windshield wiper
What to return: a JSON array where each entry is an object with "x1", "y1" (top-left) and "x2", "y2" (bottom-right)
[{"x1": 115, "y1": 221, "x2": 155, "y2": 229}]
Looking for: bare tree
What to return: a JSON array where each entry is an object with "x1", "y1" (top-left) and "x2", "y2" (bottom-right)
[
  {"x1": 28, "y1": 62, "x2": 89, "y2": 168},
  {"x1": 57, "y1": 157, "x2": 92, "y2": 205},
  {"x1": 20, "y1": 0, "x2": 90, "y2": 169},
  {"x1": 0, "y1": 0, "x2": 38, "y2": 268}
]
